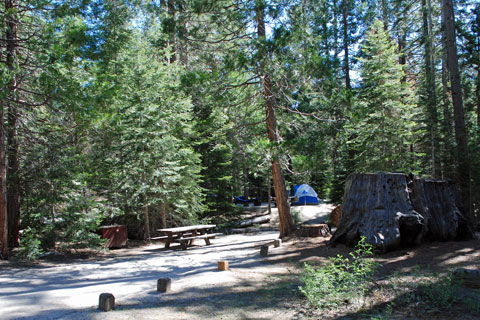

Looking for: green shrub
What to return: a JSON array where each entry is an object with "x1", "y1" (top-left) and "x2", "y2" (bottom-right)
[
  {"x1": 300, "y1": 236, "x2": 379, "y2": 309},
  {"x1": 17, "y1": 228, "x2": 44, "y2": 261}
]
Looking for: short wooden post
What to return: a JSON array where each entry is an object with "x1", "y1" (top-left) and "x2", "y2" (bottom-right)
[
  {"x1": 98, "y1": 293, "x2": 115, "y2": 311},
  {"x1": 260, "y1": 245, "x2": 269, "y2": 256},
  {"x1": 157, "y1": 278, "x2": 172, "y2": 292},
  {"x1": 273, "y1": 239, "x2": 282, "y2": 247},
  {"x1": 218, "y1": 261, "x2": 229, "y2": 271}
]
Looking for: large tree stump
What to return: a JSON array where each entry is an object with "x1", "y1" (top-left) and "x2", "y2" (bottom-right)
[
  {"x1": 330, "y1": 173, "x2": 425, "y2": 252},
  {"x1": 331, "y1": 173, "x2": 475, "y2": 253},
  {"x1": 410, "y1": 178, "x2": 475, "y2": 241}
]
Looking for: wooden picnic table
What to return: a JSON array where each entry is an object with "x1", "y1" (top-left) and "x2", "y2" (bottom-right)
[{"x1": 156, "y1": 224, "x2": 221, "y2": 249}]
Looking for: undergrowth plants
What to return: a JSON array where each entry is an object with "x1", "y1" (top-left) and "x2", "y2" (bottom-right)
[
  {"x1": 300, "y1": 236, "x2": 380, "y2": 309},
  {"x1": 299, "y1": 239, "x2": 480, "y2": 318}
]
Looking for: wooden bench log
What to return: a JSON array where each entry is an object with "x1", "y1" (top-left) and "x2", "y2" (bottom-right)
[
  {"x1": 150, "y1": 235, "x2": 169, "y2": 241},
  {"x1": 157, "y1": 278, "x2": 172, "y2": 292},
  {"x1": 151, "y1": 232, "x2": 195, "y2": 241},
  {"x1": 98, "y1": 293, "x2": 115, "y2": 311},
  {"x1": 218, "y1": 261, "x2": 229, "y2": 271},
  {"x1": 260, "y1": 245, "x2": 269, "y2": 256},
  {"x1": 178, "y1": 233, "x2": 223, "y2": 242}
]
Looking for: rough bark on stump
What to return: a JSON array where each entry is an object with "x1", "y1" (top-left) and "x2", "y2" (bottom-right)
[
  {"x1": 330, "y1": 173, "x2": 425, "y2": 252},
  {"x1": 410, "y1": 178, "x2": 475, "y2": 241},
  {"x1": 297, "y1": 224, "x2": 331, "y2": 237}
]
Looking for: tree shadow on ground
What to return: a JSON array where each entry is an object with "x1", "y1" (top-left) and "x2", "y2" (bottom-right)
[
  {"x1": 13, "y1": 270, "x2": 304, "y2": 320},
  {"x1": 3, "y1": 231, "x2": 479, "y2": 320}
]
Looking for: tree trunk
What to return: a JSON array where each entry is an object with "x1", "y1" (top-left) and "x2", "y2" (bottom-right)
[
  {"x1": 331, "y1": 173, "x2": 425, "y2": 253},
  {"x1": 0, "y1": 101, "x2": 7, "y2": 259},
  {"x1": 161, "y1": 200, "x2": 167, "y2": 229},
  {"x1": 441, "y1": 35, "x2": 455, "y2": 179},
  {"x1": 242, "y1": 151, "x2": 249, "y2": 199},
  {"x1": 256, "y1": 2, "x2": 295, "y2": 238},
  {"x1": 144, "y1": 204, "x2": 151, "y2": 240},
  {"x1": 342, "y1": 0, "x2": 351, "y2": 90},
  {"x1": 267, "y1": 174, "x2": 272, "y2": 214},
  {"x1": 422, "y1": 0, "x2": 440, "y2": 179},
  {"x1": 167, "y1": 0, "x2": 177, "y2": 63},
  {"x1": 477, "y1": 66, "x2": 480, "y2": 134},
  {"x1": 442, "y1": 0, "x2": 474, "y2": 226},
  {"x1": 398, "y1": 32, "x2": 407, "y2": 82},
  {"x1": 178, "y1": 3, "x2": 188, "y2": 66},
  {"x1": 1, "y1": 0, "x2": 20, "y2": 257},
  {"x1": 333, "y1": 0, "x2": 339, "y2": 62},
  {"x1": 381, "y1": 0, "x2": 388, "y2": 31}
]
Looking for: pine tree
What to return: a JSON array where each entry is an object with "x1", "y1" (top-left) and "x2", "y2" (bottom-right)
[
  {"x1": 94, "y1": 33, "x2": 204, "y2": 239},
  {"x1": 353, "y1": 20, "x2": 417, "y2": 173}
]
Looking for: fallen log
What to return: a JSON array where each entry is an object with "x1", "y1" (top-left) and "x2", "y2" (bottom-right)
[
  {"x1": 231, "y1": 215, "x2": 270, "y2": 228},
  {"x1": 235, "y1": 210, "x2": 271, "y2": 220}
]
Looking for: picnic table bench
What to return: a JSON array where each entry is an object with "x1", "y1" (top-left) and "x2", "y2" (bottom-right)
[{"x1": 155, "y1": 224, "x2": 221, "y2": 249}]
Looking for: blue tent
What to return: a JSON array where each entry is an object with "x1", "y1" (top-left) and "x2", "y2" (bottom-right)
[{"x1": 292, "y1": 184, "x2": 319, "y2": 205}]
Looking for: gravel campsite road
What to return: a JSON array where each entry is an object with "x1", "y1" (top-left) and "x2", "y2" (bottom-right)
[
  {"x1": 1, "y1": 231, "x2": 291, "y2": 320},
  {"x1": 0, "y1": 204, "x2": 334, "y2": 320}
]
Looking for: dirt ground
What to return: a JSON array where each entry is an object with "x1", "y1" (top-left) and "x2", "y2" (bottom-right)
[{"x1": 1, "y1": 204, "x2": 479, "y2": 320}]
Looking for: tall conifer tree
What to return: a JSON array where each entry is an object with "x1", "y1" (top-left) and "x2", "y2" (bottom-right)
[{"x1": 353, "y1": 20, "x2": 417, "y2": 172}]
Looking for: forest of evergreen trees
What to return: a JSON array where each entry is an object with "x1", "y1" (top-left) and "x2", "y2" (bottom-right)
[{"x1": 0, "y1": 0, "x2": 479, "y2": 258}]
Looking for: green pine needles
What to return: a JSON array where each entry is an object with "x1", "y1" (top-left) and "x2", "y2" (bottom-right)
[{"x1": 351, "y1": 20, "x2": 419, "y2": 173}]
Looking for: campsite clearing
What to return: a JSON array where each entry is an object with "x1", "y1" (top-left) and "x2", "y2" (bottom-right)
[{"x1": 1, "y1": 203, "x2": 479, "y2": 320}]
